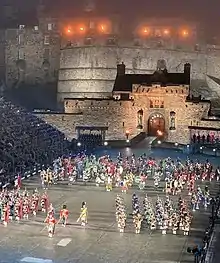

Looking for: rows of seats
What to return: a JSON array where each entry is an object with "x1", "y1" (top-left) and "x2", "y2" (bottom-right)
[{"x1": 0, "y1": 97, "x2": 69, "y2": 186}]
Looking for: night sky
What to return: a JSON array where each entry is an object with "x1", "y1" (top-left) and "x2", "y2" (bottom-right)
[{"x1": 0, "y1": 0, "x2": 218, "y2": 36}]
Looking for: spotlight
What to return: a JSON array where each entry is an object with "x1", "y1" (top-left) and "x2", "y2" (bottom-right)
[
  {"x1": 187, "y1": 145, "x2": 190, "y2": 148},
  {"x1": 213, "y1": 148, "x2": 216, "y2": 152},
  {"x1": 175, "y1": 142, "x2": 178, "y2": 146},
  {"x1": 200, "y1": 146, "x2": 203, "y2": 150},
  {"x1": 158, "y1": 140, "x2": 161, "y2": 144},
  {"x1": 126, "y1": 139, "x2": 130, "y2": 143},
  {"x1": 104, "y1": 141, "x2": 108, "y2": 146},
  {"x1": 77, "y1": 142, "x2": 81, "y2": 147}
]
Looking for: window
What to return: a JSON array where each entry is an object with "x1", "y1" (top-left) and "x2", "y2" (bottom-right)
[
  {"x1": 34, "y1": 26, "x2": 39, "y2": 31},
  {"x1": 18, "y1": 34, "x2": 24, "y2": 45},
  {"x1": 154, "y1": 99, "x2": 160, "y2": 108},
  {"x1": 137, "y1": 109, "x2": 143, "y2": 129},
  {"x1": 18, "y1": 49, "x2": 25, "y2": 59},
  {"x1": 169, "y1": 111, "x2": 176, "y2": 130},
  {"x1": 84, "y1": 38, "x2": 93, "y2": 45},
  {"x1": 48, "y1": 23, "x2": 53, "y2": 30},
  {"x1": 19, "y1": 25, "x2": 25, "y2": 30},
  {"x1": 44, "y1": 35, "x2": 50, "y2": 45},
  {"x1": 150, "y1": 99, "x2": 164, "y2": 108},
  {"x1": 89, "y1": 21, "x2": 95, "y2": 29},
  {"x1": 106, "y1": 38, "x2": 117, "y2": 45}
]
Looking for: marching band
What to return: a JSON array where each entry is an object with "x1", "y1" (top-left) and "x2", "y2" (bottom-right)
[{"x1": 0, "y1": 153, "x2": 217, "y2": 239}]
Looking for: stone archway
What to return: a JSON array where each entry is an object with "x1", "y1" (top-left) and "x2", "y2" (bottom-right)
[{"x1": 148, "y1": 113, "x2": 165, "y2": 137}]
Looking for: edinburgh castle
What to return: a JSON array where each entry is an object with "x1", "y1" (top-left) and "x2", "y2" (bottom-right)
[{"x1": 1, "y1": 0, "x2": 220, "y2": 145}]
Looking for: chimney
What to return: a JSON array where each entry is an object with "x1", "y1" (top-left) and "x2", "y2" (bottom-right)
[
  {"x1": 184, "y1": 63, "x2": 191, "y2": 84},
  {"x1": 117, "y1": 62, "x2": 125, "y2": 76}
]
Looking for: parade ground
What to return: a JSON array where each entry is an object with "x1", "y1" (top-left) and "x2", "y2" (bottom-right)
[{"x1": 0, "y1": 174, "x2": 219, "y2": 263}]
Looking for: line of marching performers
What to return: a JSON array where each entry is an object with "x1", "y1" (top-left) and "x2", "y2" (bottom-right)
[
  {"x1": 0, "y1": 188, "x2": 50, "y2": 226},
  {"x1": 0, "y1": 186, "x2": 89, "y2": 238},
  {"x1": 115, "y1": 190, "x2": 211, "y2": 235},
  {"x1": 143, "y1": 194, "x2": 192, "y2": 236},
  {"x1": 45, "y1": 154, "x2": 219, "y2": 196}
]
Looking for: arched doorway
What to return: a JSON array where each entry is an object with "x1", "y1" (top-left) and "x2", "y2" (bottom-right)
[{"x1": 148, "y1": 113, "x2": 165, "y2": 137}]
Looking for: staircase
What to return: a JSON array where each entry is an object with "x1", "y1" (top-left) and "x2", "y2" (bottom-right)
[{"x1": 132, "y1": 136, "x2": 157, "y2": 149}]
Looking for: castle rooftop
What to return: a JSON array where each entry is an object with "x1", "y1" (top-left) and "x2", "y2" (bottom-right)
[{"x1": 113, "y1": 63, "x2": 191, "y2": 92}]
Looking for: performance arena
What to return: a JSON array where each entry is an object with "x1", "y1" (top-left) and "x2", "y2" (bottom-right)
[{"x1": 0, "y1": 142, "x2": 220, "y2": 263}]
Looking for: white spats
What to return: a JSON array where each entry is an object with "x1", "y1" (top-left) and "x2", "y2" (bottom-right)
[
  {"x1": 20, "y1": 257, "x2": 53, "y2": 263},
  {"x1": 57, "y1": 238, "x2": 72, "y2": 247}
]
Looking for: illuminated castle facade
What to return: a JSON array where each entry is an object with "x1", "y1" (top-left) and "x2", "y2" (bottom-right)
[{"x1": 1, "y1": 0, "x2": 220, "y2": 111}]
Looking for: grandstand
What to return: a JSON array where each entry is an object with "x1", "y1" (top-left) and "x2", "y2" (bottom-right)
[{"x1": 0, "y1": 97, "x2": 68, "y2": 186}]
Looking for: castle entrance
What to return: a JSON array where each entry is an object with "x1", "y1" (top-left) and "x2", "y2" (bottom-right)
[{"x1": 148, "y1": 113, "x2": 165, "y2": 137}]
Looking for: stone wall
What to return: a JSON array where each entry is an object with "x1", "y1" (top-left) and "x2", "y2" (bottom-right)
[
  {"x1": 58, "y1": 46, "x2": 220, "y2": 101},
  {"x1": 35, "y1": 86, "x2": 219, "y2": 145},
  {"x1": 4, "y1": 27, "x2": 60, "y2": 87},
  {"x1": 3, "y1": 29, "x2": 220, "y2": 104},
  {"x1": 0, "y1": 30, "x2": 5, "y2": 80}
]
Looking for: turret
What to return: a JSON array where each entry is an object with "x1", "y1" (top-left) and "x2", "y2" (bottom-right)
[
  {"x1": 117, "y1": 62, "x2": 125, "y2": 76},
  {"x1": 184, "y1": 63, "x2": 191, "y2": 85}
]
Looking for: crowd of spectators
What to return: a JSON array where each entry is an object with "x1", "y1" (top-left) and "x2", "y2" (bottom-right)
[
  {"x1": 0, "y1": 97, "x2": 69, "y2": 186},
  {"x1": 191, "y1": 133, "x2": 220, "y2": 145},
  {"x1": 77, "y1": 133, "x2": 103, "y2": 150}
]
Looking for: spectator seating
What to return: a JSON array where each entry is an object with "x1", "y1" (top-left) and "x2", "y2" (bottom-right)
[
  {"x1": 0, "y1": 97, "x2": 68, "y2": 186},
  {"x1": 78, "y1": 133, "x2": 102, "y2": 150}
]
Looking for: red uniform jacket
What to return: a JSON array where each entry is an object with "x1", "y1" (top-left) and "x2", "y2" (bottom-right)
[
  {"x1": 46, "y1": 217, "x2": 56, "y2": 225},
  {"x1": 60, "y1": 209, "x2": 69, "y2": 218}
]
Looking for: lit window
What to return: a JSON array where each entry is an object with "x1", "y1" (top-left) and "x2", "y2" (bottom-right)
[
  {"x1": 99, "y1": 24, "x2": 107, "y2": 33},
  {"x1": 34, "y1": 25, "x2": 39, "y2": 31},
  {"x1": 44, "y1": 35, "x2": 50, "y2": 45},
  {"x1": 182, "y1": 30, "x2": 189, "y2": 37},
  {"x1": 79, "y1": 26, "x2": 85, "y2": 32},
  {"x1": 19, "y1": 25, "x2": 25, "y2": 30},
  {"x1": 143, "y1": 27, "x2": 150, "y2": 35},
  {"x1": 66, "y1": 27, "x2": 72, "y2": 34},
  {"x1": 48, "y1": 23, "x2": 53, "y2": 30},
  {"x1": 18, "y1": 34, "x2": 24, "y2": 45},
  {"x1": 163, "y1": 29, "x2": 170, "y2": 36}
]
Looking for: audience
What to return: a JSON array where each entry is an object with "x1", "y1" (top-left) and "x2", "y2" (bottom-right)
[{"x1": 0, "y1": 97, "x2": 68, "y2": 186}]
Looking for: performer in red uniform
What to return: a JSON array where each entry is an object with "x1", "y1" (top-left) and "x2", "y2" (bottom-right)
[
  {"x1": 41, "y1": 192, "x2": 49, "y2": 213},
  {"x1": 22, "y1": 198, "x2": 30, "y2": 219},
  {"x1": 44, "y1": 213, "x2": 56, "y2": 237},
  {"x1": 31, "y1": 193, "x2": 39, "y2": 216},
  {"x1": 2, "y1": 203, "x2": 9, "y2": 227},
  {"x1": 17, "y1": 175, "x2": 21, "y2": 189},
  {"x1": 14, "y1": 198, "x2": 22, "y2": 221},
  {"x1": 59, "y1": 205, "x2": 69, "y2": 227}
]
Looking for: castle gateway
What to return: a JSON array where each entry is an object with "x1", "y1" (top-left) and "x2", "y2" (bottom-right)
[{"x1": 52, "y1": 61, "x2": 220, "y2": 145}]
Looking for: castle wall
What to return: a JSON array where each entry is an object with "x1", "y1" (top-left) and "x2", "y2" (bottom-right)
[
  {"x1": 5, "y1": 27, "x2": 60, "y2": 87},
  {"x1": 0, "y1": 30, "x2": 5, "y2": 80},
  {"x1": 35, "y1": 90, "x2": 216, "y2": 145},
  {"x1": 58, "y1": 46, "x2": 220, "y2": 101}
]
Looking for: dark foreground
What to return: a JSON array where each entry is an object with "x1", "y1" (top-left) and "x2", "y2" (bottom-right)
[{"x1": 0, "y1": 175, "x2": 219, "y2": 263}]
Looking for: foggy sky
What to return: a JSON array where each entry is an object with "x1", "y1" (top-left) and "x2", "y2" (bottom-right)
[{"x1": 0, "y1": 0, "x2": 218, "y2": 33}]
